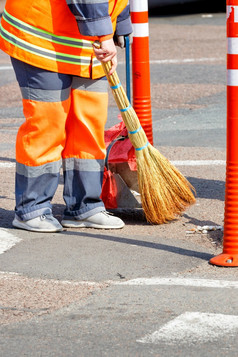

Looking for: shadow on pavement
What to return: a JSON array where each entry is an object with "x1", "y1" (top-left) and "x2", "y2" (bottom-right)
[
  {"x1": 0, "y1": 208, "x2": 15, "y2": 228},
  {"x1": 188, "y1": 177, "x2": 225, "y2": 201},
  {"x1": 149, "y1": 1, "x2": 225, "y2": 17},
  {"x1": 64, "y1": 229, "x2": 214, "y2": 261},
  {"x1": 0, "y1": 156, "x2": 15, "y2": 163}
]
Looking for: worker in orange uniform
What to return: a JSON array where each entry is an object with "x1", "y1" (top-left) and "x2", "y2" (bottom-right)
[{"x1": 0, "y1": 0, "x2": 132, "y2": 232}]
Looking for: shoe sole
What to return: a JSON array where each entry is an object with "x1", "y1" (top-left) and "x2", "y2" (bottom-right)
[
  {"x1": 61, "y1": 220, "x2": 125, "y2": 229},
  {"x1": 12, "y1": 219, "x2": 63, "y2": 233}
]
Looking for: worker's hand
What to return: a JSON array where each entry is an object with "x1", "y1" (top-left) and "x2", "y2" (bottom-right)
[
  {"x1": 93, "y1": 38, "x2": 117, "y2": 75},
  {"x1": 114, "y1": 33, "x2": 133, "y2": 48}
]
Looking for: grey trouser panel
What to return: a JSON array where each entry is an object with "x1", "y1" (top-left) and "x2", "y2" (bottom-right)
[{"x1": 12, "y1": 57, "x2": 108, "y2": 220}]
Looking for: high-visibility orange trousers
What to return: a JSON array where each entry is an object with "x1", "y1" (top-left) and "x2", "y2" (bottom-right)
[{"x1": 11, "y1": 58, "x2": 108, "y2": 221}]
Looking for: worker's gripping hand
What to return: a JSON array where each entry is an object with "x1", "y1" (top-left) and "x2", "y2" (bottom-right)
[
  {"x1": 93, "y1": 38, "x2": 117, "y2": 75},
  {"x1": 114, "y1": 33, "x2": 133, "y2": 48}
]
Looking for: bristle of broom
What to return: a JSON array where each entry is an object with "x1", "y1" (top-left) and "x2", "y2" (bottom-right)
[
  {"x1": 97, "y1": 52, "x2": 196, "y2": 224},
  {"x1": 136, "y1": 144, "x2": 196, "y2": 224}
]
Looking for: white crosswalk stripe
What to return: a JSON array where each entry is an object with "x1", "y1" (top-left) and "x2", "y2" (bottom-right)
[
  {"x1": 137, "y1": 312, "x2": 238, "y2": 344},
  {"x1": 0, "y1": 228, "x2": 21, "y2": 255},
  {"x1": 115, "y1": 277, "x2": 238, "y2": 289}
]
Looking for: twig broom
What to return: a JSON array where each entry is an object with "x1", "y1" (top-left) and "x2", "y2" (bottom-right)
[{"x1": 94, "y1": 42, "x2": 196, "y2": 224}]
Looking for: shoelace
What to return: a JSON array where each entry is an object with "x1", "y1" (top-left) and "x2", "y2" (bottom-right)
[
  {"x1": 103, "y1": 211, "x2": 114, "y2": 218},
  {"x1": 40, "y1": 214, "x2": 53, "y2": 221}
]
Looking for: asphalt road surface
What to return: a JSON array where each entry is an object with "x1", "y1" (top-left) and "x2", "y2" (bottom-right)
[{"x1": 1, "y1": 8, "x2": 238, "y2": 357}]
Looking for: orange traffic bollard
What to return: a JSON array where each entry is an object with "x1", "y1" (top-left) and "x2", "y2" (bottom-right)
[
  {"x1": 130, "y1": 0, "x2": 153, "y2": 144},
  {"x1": 210, "y1": 1, "x2": 238, "y2": 266}
]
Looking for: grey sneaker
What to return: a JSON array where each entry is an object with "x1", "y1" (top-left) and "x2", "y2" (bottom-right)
[
  {"x1": 61, "y1": 211, "x2": 125, "y2": 229},
  {"x1": 12, "y1": 214, "x2": 63, "y2": 232}
]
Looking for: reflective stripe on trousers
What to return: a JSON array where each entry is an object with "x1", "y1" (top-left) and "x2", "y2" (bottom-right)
[{"x1": 11, "y1": 58, "x2": 108, "y2": 221}]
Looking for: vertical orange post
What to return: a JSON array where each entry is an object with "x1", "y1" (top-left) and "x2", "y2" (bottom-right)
[
  {"x1": 210, "y1": 0, "x2": 238, "y2": 266},
  {"x1": 130, "y1": 0, "x2": 153, "y2": 145}
]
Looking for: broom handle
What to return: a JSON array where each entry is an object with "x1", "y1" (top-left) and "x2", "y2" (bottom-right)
[
  {"x1": 125, "y1": 35, "x2": 131, "y2": 103},
  {"x1": 93, "y1": 41, "x2": 131, "y2": 110},
  {"x1": 102, "y1": 61, "x2": 131, "y2": 111},
  {"x1": 93, "y1": 41, "x2": 149, "y2": 150}
]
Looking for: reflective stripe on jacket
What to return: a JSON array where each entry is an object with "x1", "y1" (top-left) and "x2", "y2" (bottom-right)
[{"x1": 0, "y1": 0, "x2": 129, "y2": 78}]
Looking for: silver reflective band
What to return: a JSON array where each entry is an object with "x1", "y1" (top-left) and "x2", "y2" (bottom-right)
[
  {"x1": 63, "y1": 158, "x2": 104, "y2": 172},
  {"x1": 20, "y1": 87, "x2": 71, "y2": 102},
  {"x1": 16, "y1": 160, "x2": 62, "y2": 178}
]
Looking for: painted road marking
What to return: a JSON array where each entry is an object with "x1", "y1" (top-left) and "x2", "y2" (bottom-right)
[
  {"x1": 0, "y1": 160, "x2": 226, "y2": 169},
  {"x1": 0, "y1": 58, "x2": 223, "y2": 70},
  {"x1": 0, "y1": 162, "x2": 15, "y2": 168},
  {"x1": 0, "y1": 273, "x2": 237, "y2": 291},
  {"x1": 137, "y1": 312, "x2": 238, "y2": 344},
  {"x1": 0, "y1": 271, "x2": 100, "y2": 286},
  {"x1": 0, "y1": 66, "x2": 13, "y2": 70},
  {"x1": 119, "y1": 57, "x2": 223, "y2": 65},
  {"x1": 0, "y1": 228, "x2": 22, "y2": 255},
  {"x1": 149, "y1": 57, "x2": 224, "y2": 65},
  {"x1": 115, "y1": 277, "x2": 238, "y2": 289},
  {"x1": 171, "y1": 160, "x2": 225, "y2": 166},
  {"x1": 0, "y1": 276, "x2": 235, "y2": 289}
]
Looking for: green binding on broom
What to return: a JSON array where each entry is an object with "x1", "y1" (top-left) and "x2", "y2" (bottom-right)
[{"x1": 93, "y1": 41, "x2": 196, "y2": 224}]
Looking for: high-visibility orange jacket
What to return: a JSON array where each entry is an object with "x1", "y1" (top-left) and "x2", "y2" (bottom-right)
[{"x1": 0, "y1": 0, "x2": 131, "y2": 78}]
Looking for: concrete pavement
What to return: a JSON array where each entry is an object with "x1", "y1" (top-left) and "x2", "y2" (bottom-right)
[{"x1": 1, "y1": 9, "x2": 238, "y2": 357}]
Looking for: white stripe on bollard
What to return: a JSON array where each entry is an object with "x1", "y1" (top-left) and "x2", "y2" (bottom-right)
[
  {"x1": 132, "y1": 23, "x2": 149, "y2": 37},
  {"x1": 228, "y1": 37, "x2": 238, "y2": 54},
  {"x1": 227, "y1": 69, "x2": 238, "y2": 86},
  {"x1": 130, "y1": 0, "x2": 148, "y2": 12},
  {"x1": 227, "y1": 5, "x2": 238, "y2": 22}
]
